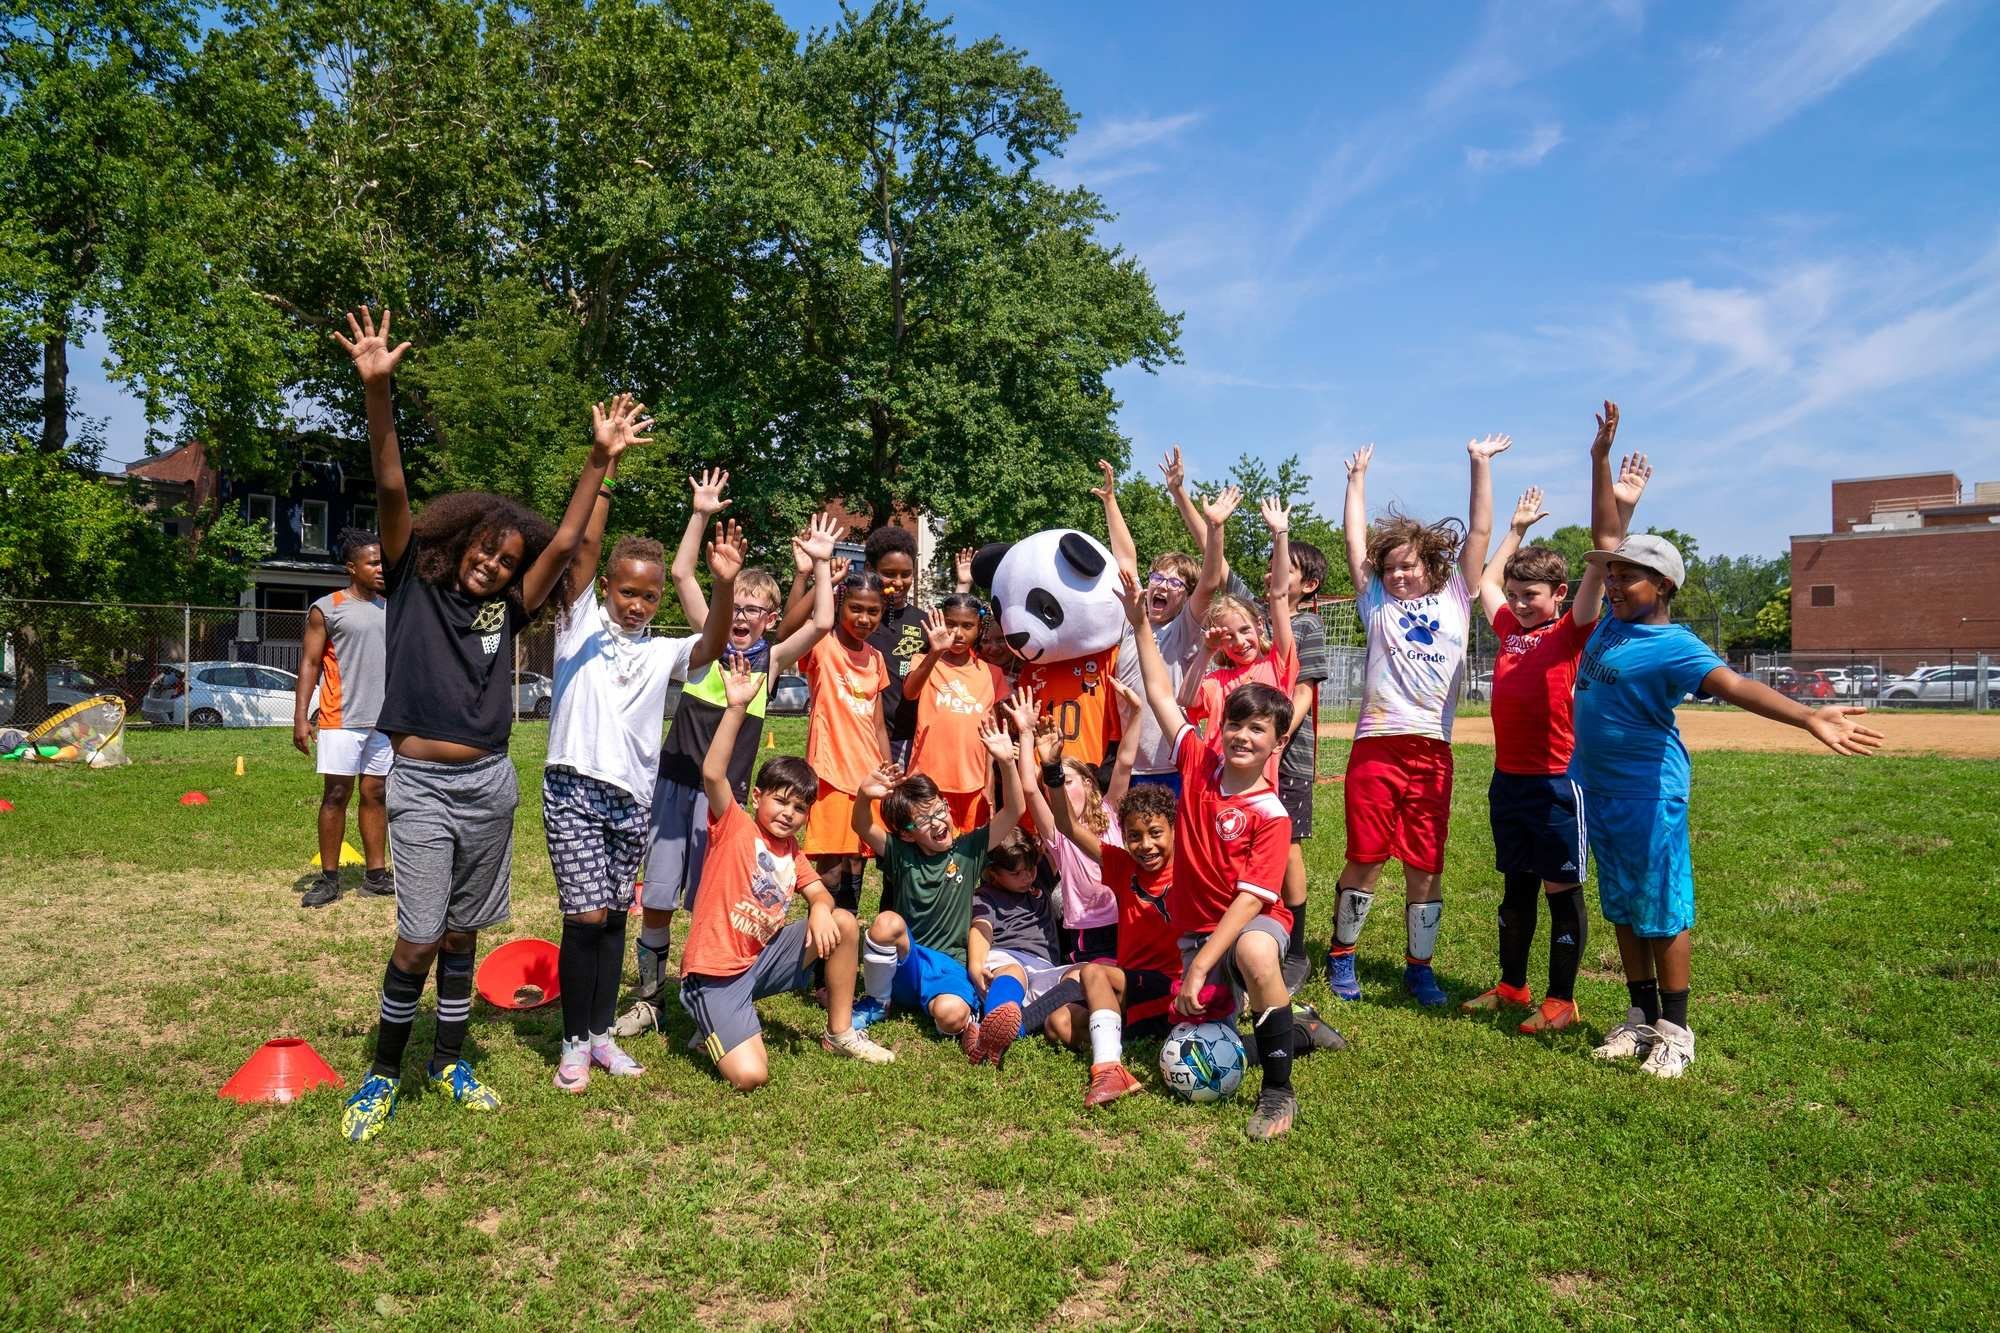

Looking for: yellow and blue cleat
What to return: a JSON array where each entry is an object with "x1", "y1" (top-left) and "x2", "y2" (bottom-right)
[
  {"x1": 428, "y1": 1059, "x2": 502, "y2": 1111},
  {"x1": 341, "y1": 1073, "x2": 400, "y2": 1143}
]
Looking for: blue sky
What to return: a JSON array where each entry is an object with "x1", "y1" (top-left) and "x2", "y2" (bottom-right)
[{"x1": 83, "y1": 0, "x2": 2000, "y2": 558}]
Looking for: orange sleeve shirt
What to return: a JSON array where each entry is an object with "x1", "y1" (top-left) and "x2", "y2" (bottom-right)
[
  {"x1": 681, "y1": 799, "x2": 823, "y2": 979},
  {"x1": 1018, "y1": 646, "x2": 1120, "y2": 765},
  {"x1": 802, "y1": 635, "x2": 889, "y2": 793},
  {"x1": 910, "y1": 656, "x2": 1004, "y2": 795}
]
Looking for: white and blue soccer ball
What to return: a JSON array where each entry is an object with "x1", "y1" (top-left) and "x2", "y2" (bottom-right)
[{"x1": 1159, "y1": 1021, "x2": 1246, "y2": 1103}]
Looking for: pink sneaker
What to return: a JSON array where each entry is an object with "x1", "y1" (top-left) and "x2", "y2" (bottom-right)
[
  {"x1": 590, "y1": 1039, "x2": 645, "y2": 1078},
  {"x1": 553, "y1": 1049, "x2": 591, "y2": 1094}
]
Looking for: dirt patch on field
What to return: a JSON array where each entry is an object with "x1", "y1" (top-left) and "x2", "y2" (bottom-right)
[{"x1": 1326, "y1": 709, "x2": 2000, "y2": 757}]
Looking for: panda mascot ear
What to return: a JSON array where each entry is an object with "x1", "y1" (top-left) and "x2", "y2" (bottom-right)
[
  {"x1": 969, "y1": 542, "x2": 1011, "y2": 590},
  {"x1": 1057, "y1": 532, "x2": 1107, "y2": 579}
]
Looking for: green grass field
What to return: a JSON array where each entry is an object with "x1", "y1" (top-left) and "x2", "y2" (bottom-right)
[{"x1": 1, "y1": 722, "x2": 1995, "y2": 1329}]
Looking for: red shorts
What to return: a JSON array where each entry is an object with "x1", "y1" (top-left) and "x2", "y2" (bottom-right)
[
  {"x1": 1343, "y1": 734, "x2": 1453, "y2": 874},
  {"x1": 941, "y1": 788, "x2": 990, "y2": 836}
]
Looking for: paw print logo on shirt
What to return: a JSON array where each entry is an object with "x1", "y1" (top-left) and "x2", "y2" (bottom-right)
[{"x1": 1398, "y1": 611, "x2": 1440, "y2": 645}]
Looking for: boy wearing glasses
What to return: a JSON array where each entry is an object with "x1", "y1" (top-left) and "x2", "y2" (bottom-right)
[
  {"x1": 614, "y1": 472, "x2": 840, "y2": 1037},
  {"x1": 848, "y1": 718, "x2": 1027, "y2": 1047}
]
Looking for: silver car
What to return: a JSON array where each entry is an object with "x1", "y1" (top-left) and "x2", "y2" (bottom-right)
[
  {"x1": 142, "y1": 662, "x2": 300, "y2": 727},
  {"x1": 1878, "y1": 665, "x2": 2000, "y2": 707}
]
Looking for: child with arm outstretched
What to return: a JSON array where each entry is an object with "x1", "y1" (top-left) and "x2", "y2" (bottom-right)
[
  {"x1": 904, "y1": 597, "x2": 1009, "y2": 834},
  {"x1": 800, "y1": 571, "x2": 893, "y2": 912},
  {"x1": 1187, "y1": 496, "x2": 1299, "y2": 772}
]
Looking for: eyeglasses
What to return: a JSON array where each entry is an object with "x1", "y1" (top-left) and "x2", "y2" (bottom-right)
[
  {"x1": 1146, "y1": 574, "x2": 1187, "y2": 592},
  {"x1": 732, "y1": 603, "x2": 775, "y2": 619},
  {"x1": 902, "y1": 803, "x2": 952, "y2": 833}
]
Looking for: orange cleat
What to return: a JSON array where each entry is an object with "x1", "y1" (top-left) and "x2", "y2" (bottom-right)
[
  {"x1": 957, "y1": 1019, "x2": 984, "y2": 1063},
  {"x1": 1083, "y1": 1061, "x2": 1143, "y2": 1108},
  {"x1": 1461, "y1": 981, "x2": 1533, "y2": 1013},
  {"x1": 1519, "y1": 997, "x2": 1578, "y2": 1034}
]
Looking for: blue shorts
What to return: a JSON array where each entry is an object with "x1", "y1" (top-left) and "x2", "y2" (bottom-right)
[
  {"x1": 1130, "y1": 771, "x2": 1182, "y2": 799},
  {"x1": 1582, "y1": 791, "x2": 1693, "y2": 938},
  {"x1": 891, "y1": 942, "x2": 979, "y2": 1019},
  {"x1": 1489, "y1": 771, "x2": 1587, "y2": 884}
]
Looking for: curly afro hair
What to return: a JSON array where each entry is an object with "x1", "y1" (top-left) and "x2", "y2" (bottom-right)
[
  {"x1": 1366, "y1": 506, "x2": 1464, "y2": 598},
  {"x1": 408, "y1": 491, "x2": 557, "y2": 624}
]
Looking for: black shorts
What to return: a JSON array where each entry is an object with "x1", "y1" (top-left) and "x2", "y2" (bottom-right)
[
  {"x1": 1488, "y1": 770, "x2": 1587, "y2": 884},
  {"x1": 1122, "y1": 967, "x2": 1174, "y2": 1040},
  {"x1": 1278, "y1": 770, "x2": 1314, "y2": 842},
  {"x1": 1061, "y1": 922, "x2": 1118, "y2": 965}
]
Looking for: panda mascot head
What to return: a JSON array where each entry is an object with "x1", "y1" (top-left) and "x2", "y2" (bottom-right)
[{"x1": 970, "y1": 529, "x2": 1124, "y2": 664}]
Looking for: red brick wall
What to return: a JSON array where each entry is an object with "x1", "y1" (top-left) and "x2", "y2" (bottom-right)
[
  {"x1": 1829, "y1": 473, "x2": 1959, "y2": 532},
  {"x1": 1791, "y1": 526, "x2": 2000, "y2": 653}
]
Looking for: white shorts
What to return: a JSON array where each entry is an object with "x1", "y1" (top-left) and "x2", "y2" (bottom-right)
[
  {"x1": 981, "y1": 949, "x2": 1074, "y2": 1002},
  {"x1": 317, "y1": 727, "x2": 393, "y2": 777}
]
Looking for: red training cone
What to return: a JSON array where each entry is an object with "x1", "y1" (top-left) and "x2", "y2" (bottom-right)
[
  {"x1": 180, "y1": 791, "x2": 209, "y2": 806},
  {"x1": 0, "y1": 798, "x2": 13, "y2": 812},
  {"x1": 476, "y1": 937, "x2": 562, "y2": 1010},
  {"x1": 219, "y1": 1037, "x2": 345, "y2": 1104}
]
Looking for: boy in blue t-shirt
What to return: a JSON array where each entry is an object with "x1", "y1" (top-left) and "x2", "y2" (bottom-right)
[{"x1": 1571, "y1": 534, "x2": 1882, "y2": 1078}]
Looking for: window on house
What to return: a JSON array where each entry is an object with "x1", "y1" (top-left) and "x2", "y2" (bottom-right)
[
  {"x1": 301, "y1": 499, "x2": 329, "y2": 554},
  {"x1": 1809, "y1": 585, "x2": 1835, "y2": 607},
  {"x1": 247, "y1": 494, "x2": 277, "y2": 542},
  {"x1": 352, "y1": 504, "x2": 376, "y2": 534}
]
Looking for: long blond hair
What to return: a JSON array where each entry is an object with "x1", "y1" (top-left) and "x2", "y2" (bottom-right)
[
  {"x1": 1061, "y1": 757, "x2": 1109, "y2": 834},
  {"x1": 1202, "y1": 593, "x2": 1270, "y2": 667}
]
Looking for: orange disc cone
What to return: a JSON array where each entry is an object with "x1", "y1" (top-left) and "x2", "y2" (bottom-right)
[
  {"x1": 0, "y1": 798, "x2": 13, "y2": 812},
  {"x1": 180, "y1": 791, "x2": 209, "y2": 806},
  {"x1": 476, "y1": 937, "x2": 562, "y2": 1010},
  {"x1": 219, "y1": 1037, "x2": 345, "y2": 1104}
]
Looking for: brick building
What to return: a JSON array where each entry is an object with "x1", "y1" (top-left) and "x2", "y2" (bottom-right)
[{"x1": 1790, "y1": 471, "x2": 2000, "y2": 667}]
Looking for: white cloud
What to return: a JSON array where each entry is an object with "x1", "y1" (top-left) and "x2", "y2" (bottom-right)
[
  {"x1": 1464, "y1": 122, "x2": 1564, "y2": 172},
  {"x1": 1043, "y1": 111, "x2": 1202, "y2": 188}
]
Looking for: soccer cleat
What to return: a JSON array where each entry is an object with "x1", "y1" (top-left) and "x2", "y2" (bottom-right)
[
  {"x1": 1519, "y1": 997, "x2": 1579, "y2": 1034},
  {"x1": 1591, "y1": 1009, "x2": 1658, "y2": 1062},
  {"x1": 553, "y1": 1050, "x2": 591, "y2": 1095},
  {"x1": 301, "y1": 874, "x2": 342, "y2": 909},
  {"x1": 1326, "y1": 950, "x2": 1362, "y2": 1001},
  {"x1": 357, "y1": 869, "x2": 395, "y2": 898},
  {"x1": 1403, "y1": 962, "x2": 1447, "y2": 1007},
  {"x1": 1638, "y1": 1020, "x2": 1695, "y2": 1078},
  {"x1": 973, "y1": 1001, "x2": 1023, "y2": 1068},
  {"x1": 590, "y1": 1040, "x2": 645, "y2": 1078},
  {"x1": 428, "y1": 1059, "x2": 502, "y2": 1111},
  {"x1": 1461, "y1": 981, "x2": 1533, "y2": 1013},
  {"x1": 1084, "y1": 1061, "x2": 1143, "y2": 1108},
  {"x1": 611, "y1": 997, "x2": 660, "y2": 1039},
  {"x1": 341, "y1": 1073, "x2": 399, "y2": 1143},
  {"x1": 1293, "y1": 1002, "x2": 1348, "y2": 1053},
  {"x1": 848, "y1": 995, "x2": 890, "y2": 1032},
  {"x1": 1244, "y1": 1087, "x2": 1299, "y2": 1141},
  {"x1": 822, "y1": 1026, "x2": 896, "y2": 1065},
  {"x1": 956, "y1": 1019, "x2": 983, "y2": 1063}
]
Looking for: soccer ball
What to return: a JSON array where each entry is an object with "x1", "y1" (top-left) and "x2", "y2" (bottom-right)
[{"x1": 1158, "y1": 1021, "x2": 1246, "y2": 1103}]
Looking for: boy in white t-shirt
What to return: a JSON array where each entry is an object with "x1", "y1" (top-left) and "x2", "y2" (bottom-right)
[
  {"x1": 542, "y1": 430, "x2": 737, "y2": 1093},
  {"x1": 1326, "y1": 435, "x2": 1510, "y2": 1007}
]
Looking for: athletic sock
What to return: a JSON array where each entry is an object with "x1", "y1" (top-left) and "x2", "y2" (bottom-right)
[
  {"x1": 430, "y1": 948, "x2": 476, "y2": 1069},
  {"x1": 861, "y1": 937, "x2": 899, "y2": 1005},
  {"x1": 830, "y1": 864, "x2": 862, "y2": 913},
  {"x1": 984, "y1": 974, "x2": 1026, "y2": 1015},
  {"x1": 1021, "y1": 977, "x2": 1083, "y2": 1035},
  {"x1": 1660, "y1": 988, "x2": 1690, "y2": 1031},
  {"x1": 1252, "y1": 1005, "x2": 1294, "y2": 1093},
  {"x1": 638, "y1": 923, "x2": 672, "y2": 950},
  {"x1": 1498, "y1": 872, "x2": 1539, "y2": 988},
  {"x1": 559, "y1": 918, "x2": 601, "y2": 1045},
  {"x1": 1286, "y1": 894, "x2": 1310, "y2": 962},
  {"x1": 593, "y1": 910, "x2": 629, "y2": 1037},
  {"x1": 1627, "y1": 977, "x2": 1661, "y2": 1025},
  {"x1": 1087, "y1": 1008, "x2": 1123, "y2": 1066},
  {"x1": 370, "y1": 960, "x2": 428, "y2": 1079},
  {"x1": 1544, "y1": 887, "x2": 1585, "y2": 1002}
]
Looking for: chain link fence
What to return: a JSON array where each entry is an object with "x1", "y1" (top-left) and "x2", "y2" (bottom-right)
[{"x1": 1745, "y1": 649, "x2": 1998, "y2": 709}]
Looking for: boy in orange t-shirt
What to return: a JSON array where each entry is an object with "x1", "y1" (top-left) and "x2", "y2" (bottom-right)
[{"x1": 904, "y1": 595, "x2": 1009, "y2": 833}]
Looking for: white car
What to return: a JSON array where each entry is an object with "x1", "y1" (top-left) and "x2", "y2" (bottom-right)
[
  {"x1": 0, "y1": 664, "x2": 122, "y2": 724},
  {"x1": 515, "y1": 671, "x2": 554, "y2": 719},
  {"x1": 1878, "y1": 665, "x2": 2000, "y2": 707},
  {"x1": 142, "y1": 662, "x2": 301, "y2": 727}
]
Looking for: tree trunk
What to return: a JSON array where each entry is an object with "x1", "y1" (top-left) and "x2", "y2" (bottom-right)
[
  {"x1": 10, "y1": 622, "x2": 50, "y2": 727},
  {"x1": 39, "y1": 320, "x2": 68, "y2": 455}
]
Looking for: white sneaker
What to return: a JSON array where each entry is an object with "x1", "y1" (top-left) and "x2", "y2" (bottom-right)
[
  {"x1": 611, "y1": 997, "x2": 659, "y2": 1039},
  {"x1": 1591, "y1": 1007, "x2": 1658, "y2": 1062},
  {"x1": 821, "y1": 1026, "x2": 896, "y2": 1065},
  {"x1": 1639, "y1": 1020, "x2": 1695, "y2": 1079}
]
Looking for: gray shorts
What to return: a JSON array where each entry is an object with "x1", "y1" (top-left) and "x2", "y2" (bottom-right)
[
  {"x1": 642, "y1": 775, "x2": 711, "y2": 912},
  {"x1": 680, "y1": 919, "x2": 817, "y2": 1061},
  {"x1": 1178, "y1": 915, "x2": 1290, "y2": 1010},
  {"x1": 386, "y1": 751, "x2": 519, "y2": 945}
]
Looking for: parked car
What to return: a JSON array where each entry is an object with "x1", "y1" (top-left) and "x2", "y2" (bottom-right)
[
  {"x1": 0, "y1": 663, "x2": 124, "y2": 725},
  {"x1": 1878, "y1": 665, "x2": 2000, "y2": 707},
  {"x1": 141, "y1": 662, "x2": 301, "y2": 727},
  {"x1": 514, "y1": 671, "x2": 554, "y2": 718},
  {"x1": 768, "y1": 672, "x2": 810, "y2": 716},
  {"x1": 1795, "y1": 670, "x2": 1837, "y2": 700}
]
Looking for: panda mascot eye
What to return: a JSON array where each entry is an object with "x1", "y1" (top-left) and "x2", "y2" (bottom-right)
[{"x1": 1025, "y1": 588, "x2": 1064, "y2": 629}]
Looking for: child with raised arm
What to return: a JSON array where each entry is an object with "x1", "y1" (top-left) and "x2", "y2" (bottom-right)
[
  {"x1": 332, "y1": 305, "x2": 638, "y2": 1144},
  {"x1": 1021, "y1": 689, "x2": 1136, "y2": 966},
  {"x1": 542, "y1": 413, "x2": 739, "y2": 1092},
  {"x1": 863, "y1": 524, "x2": 929, "y2": 767},
  {"x1": 679, "y1": 656, "x2": 895, "y2": 1089},
  {"x1": 295, "y1": 527, "x2": 392, "y2": 908},
  {"x1": 1186, "y1": 497, "x2": 1298, "y2": 781},
  {"x1": 1464, "y1": 403, "x2": 1650, "y2": 1033},
  {"x1": 849, "y1": 717, "x2": 1026, "y2": 1062},
  {"x1": 1576, "y1": 537, "x2": 1881, "y2": 1076},
  {"x1": 904, "y1": 595, "x2": 1009, "y2": 834},
  {"x1": 801, "y1": 571, "x2": 893, "y2": 911},
  {"x1": 1119, "y1": 569, "x2": 1301, "y2": 1142},
  {"x1": 1325, "y1": 433, "x2": 1511, "y2": 1008},
  {"x1": 1275, "y1": 538, "x2": 1332, "y2": 989}
]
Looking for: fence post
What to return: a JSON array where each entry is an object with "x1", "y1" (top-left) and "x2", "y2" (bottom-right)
[
  {"x1": 181, "y1": 605, "x2": 191, "y2": 731},
  {"x1": 1979, "y1": 655, "x2": 1991, "y2": 713}
]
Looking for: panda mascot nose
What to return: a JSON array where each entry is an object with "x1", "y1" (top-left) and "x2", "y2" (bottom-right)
[{"x1": 1005, "y1": 629, "x2": 1033, "y2": 651}]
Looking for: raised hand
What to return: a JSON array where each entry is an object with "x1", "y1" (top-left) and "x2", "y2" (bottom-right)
[
  {"x1": 1259, "y1": 495, "x2": 1290, "y2": 534},
  {"x1": 688, "y1": 467, "x2": 731, "y2": 517},
  {"x1": 720, "y1": 651, "x2": 764, "y2": 709},
  {"x1": 922, "y1": 607, "x2": 952, "y2": 651},
  {"x1": 1091, "y1": 458, "x2": 1119, "y2": 505},
  {"x1": 1115, "y1": 568, "x2": 1147, "y2": 627},
  {"x1": 978, "y1": 714, "x2": 1019, "y2": 762},
  {"x1": 706, "y1": 517, "x2": 746, "y2": 583},
  {"x1": 1033, "y1": 714, "x2": 1064, "y2": 765},
  {"x1": 1806, "y1": 706, "x2": 1885, "y2": 757},
  {"x1": 332, "y1": 305, "x2": 411, "y2": 386},
  {"x1": 1612, "y1": 453, "x2": 1652, "y2": 508},
  {"x1": 858, "y1": 761, "x2": 904, "y2": 801},
  {"x1": 829, "y1": 555, "x2": 852, "y2": 587},
  {"x1": 1159, "y1": 445, "x2": 1187, "y2": 492},
  {"x1": 1592, "y1": 401, "x2": 1620, "y2": 456},
  {"x1": 1344, "y1": 444, "x2": 1374, "y2": 478},
  {"x1": 1108, "y1": 675, "x2": 1144, "y2": 726},
  {"x1": 1510, "y1": 486, "x2": 1549, "y2": 534},
  {"x1": 591, "y1": 394, "x2": 653, "y2": 462},
  {"x1": 1000, "y1": 684, "x2": 1039, "y2": 737},
  {"x1": 954, "y1": 546, "x2": 976, "y2": 587},
  {"x1": 793, "y1": 511, "x2": 840, "y2": 570},
  {"x1": 1200, "y1": 484, "x2": 1243, "y2": 528},
  {"x1": 1467, "y1": 433, "x2": 1513, "y2": 461}
]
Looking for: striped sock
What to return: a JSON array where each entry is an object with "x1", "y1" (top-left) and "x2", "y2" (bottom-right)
[
  {"x1": 430, "y1": 949, "x2": 476, "y2": 1069},
  {"x1": 370, "y1": 961, "x2": 427, "y2": 1079}
]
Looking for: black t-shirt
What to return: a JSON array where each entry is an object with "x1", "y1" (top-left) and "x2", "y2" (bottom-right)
[
  {"x1": 376, "y1": 538, "x2": 526, "y2": 753},
  {"x1": 656, "y1": 640, "x2": 769, "y2": 800},
  {"x1": 869, "y1": 603, "x2": 929, "y2": 744}
]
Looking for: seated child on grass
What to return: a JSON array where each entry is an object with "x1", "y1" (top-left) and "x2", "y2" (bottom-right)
[{"x1": 965, "y1": 825, "x2": 1068, "y2": 1069}]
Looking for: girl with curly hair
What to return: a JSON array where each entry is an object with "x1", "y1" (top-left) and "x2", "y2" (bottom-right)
[
  {"x1": 1326, "y1": 435, "x2": 1510, "y2": 1008},
  {"x1": 333, "y1": 303, "x2": 647, "y2": 1144}
]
